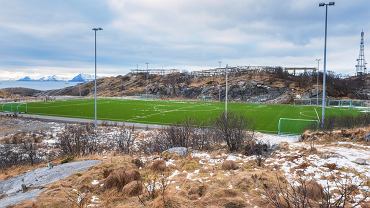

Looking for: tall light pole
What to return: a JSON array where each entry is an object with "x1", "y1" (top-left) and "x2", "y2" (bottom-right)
[
  {"x1": 319, "y1": 2, "x2": 334, "y2": 128},
  {"x1": 315, "y1": 58, "x2": 321, "y2": 105},
  {"x1": 92, "y1": 27, "x2": 103, "y2": 127},
  {"x1": 218, "y1": 61, "x2": 222, "y2": 68},
  {"x1": 225, "y1": 64, "x2": 228, "y2": 118},
  {"x1": 145, "y1": 62, "x2": 149, "y2": 99}
]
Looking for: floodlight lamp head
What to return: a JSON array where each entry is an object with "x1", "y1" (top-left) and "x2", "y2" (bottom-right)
[
  {"x1": 92, "y1": 27, "x2": 103, "y2": 31},
  {"x1": 328, "y1": 2, "x2": 335, "y2": 6},
  {"x1": 319, "y1": 3, "x2": 325, "y2": 7}
]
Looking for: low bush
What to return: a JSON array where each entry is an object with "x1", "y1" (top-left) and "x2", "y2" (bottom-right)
[
  {"x1": 60, "y1": 156, "x2": 74, "y2": 164},
  {"x1": 122, "y1": 180, "x2": 143, "y2": 197},
  {"x1": 150, "y1": 160, "x2": 166, "y2": 172},
  {"x1": 221, "y1": 160, "x2": 239, "y2": 170},
  {"x1": 104, "y1": 168, "x2": 141, "y2": 191}
]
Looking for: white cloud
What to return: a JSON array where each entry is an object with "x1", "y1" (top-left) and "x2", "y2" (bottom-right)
[{"x1": 0, "y1": 0, "x2": 369, "y2": 78}]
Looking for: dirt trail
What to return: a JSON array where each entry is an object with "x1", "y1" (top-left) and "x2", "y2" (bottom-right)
[{"x1": 0, "y1": 160, "x2": 100, "y2": 207}]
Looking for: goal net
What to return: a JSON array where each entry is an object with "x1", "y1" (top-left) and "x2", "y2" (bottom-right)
[
  {"x1": 294, "y1": 98, "x2": 322, "y2": 106},
  {"x1": 327, "y1": 99, "x2": 365, "y2": 108},
  {"x1": 1, "y1": 102, "x2": 28, "y2": 113},
  {"x1": 278, "y1": 118, "x2": 319, "y2": 135}
]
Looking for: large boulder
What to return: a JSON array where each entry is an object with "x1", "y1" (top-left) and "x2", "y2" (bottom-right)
[
  {"x1": 365, "y1": 132, "x2": 370, "y2": 142},
  {"x1": 164, "y1": 147, "x2": 188, "y2": 157},
  {"x1": 354, "y1": 158, "x2": 369, "y2": 165}
]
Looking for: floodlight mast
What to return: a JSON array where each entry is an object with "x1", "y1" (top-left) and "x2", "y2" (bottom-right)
[
  {"x1": 92, "y1": 27, "x2": 103, "y2": 127},
  {"x1": 315, "y1": 58, "x2": 321, "y2": 105},
  {"x1": 145, "y1": 62, "x2": 149, "y2": 99},
  {"x1": 225, "y1": 64, "x2": 228, "y2": 119},
  {"x1": 319, "y1": 2, "x2": 334, "y2": 128}
]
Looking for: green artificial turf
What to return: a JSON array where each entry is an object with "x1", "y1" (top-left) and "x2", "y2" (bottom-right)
[{"x1": 1, "y1": 98, "x2": 361, "y2": 134}]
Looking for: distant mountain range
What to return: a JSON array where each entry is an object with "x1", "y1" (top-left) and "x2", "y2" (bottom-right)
[
  {"x1": 69, "y1": 73, "x2": 95, "y2": 82},
  {"x1": 17, "y1": 73, "x2": 94, "y2": 82}
]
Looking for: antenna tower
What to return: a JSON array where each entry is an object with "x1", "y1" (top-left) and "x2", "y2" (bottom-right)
[{"x1": 356, "y1": 30, "x2": 367, "y2": 76}]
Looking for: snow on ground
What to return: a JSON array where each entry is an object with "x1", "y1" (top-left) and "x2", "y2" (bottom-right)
[
  {"x1": 0, "y1": 160, "x2": 100, "y2": 207},
  {"x1": 268, "y1": 142, "x2": 370, "y2": 203},
  {"x1": 255, "y1": 132, "x2": 299, "y2": 145}
]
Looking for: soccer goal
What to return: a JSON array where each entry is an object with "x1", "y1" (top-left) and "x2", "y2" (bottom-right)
[
  {"x1": 278, "y1": 118, "x2": 319, "y2": 135},
  {"x1": 327, "y1": 99, "x2": 365, "y2": 108},
  {"x1": 1, "y1": 102, "x2": 28, "y2": 113}
]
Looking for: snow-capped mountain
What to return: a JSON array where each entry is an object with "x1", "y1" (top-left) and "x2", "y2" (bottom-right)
[
  {"x1": 69, "y1": 73, "x2": 94, "y2": 82},
  {"x1": 16, "y1": 74, "x2": 95, "y2": 82},
  {"x1": 17, "y1": 75, "x2": 66, "y2": 81},
  {"x1": 38, "y1": 75, "x2": 64, "y2": 81},
  {"x1": 18, "y1": 76, "x2": 32, "y2": 81}
]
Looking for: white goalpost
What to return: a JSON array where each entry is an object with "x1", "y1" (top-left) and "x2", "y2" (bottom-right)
[
  {"x1": 278, "y1": 118, "x2": 319, "y2": 135},
  {"x1": 1, "y1": 102, "x2": 28, "y2": 113}
]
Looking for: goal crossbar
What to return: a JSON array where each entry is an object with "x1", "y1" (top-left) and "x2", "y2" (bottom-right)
[{"x1": 278, "y1": 118, "x2": 319, "y2": 135}]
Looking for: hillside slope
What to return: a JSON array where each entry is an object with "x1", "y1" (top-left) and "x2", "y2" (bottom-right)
[
  {"x1": 42, "y1": 72, "x2": 369, "y2": 103},
  {"x1": 2, "y1": 72, "x2": 368, "y2": 104}
]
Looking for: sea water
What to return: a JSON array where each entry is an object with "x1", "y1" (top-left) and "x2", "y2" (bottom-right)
[{"x1": 0, "y1": 81, "x2": 81, "y2": 91}]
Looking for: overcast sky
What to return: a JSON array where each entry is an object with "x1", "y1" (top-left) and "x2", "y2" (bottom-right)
[{"x1": 0, "y1": 0, "x2": 369, "y2": 79}]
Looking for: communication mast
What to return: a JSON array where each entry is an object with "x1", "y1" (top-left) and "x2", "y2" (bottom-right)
[{"x1": 355, "y1": 30, "x2": 367, "y2": 76}]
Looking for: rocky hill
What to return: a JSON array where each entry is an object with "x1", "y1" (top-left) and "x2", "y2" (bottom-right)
[
  {"x1": 2, "y1": 71, "x2": 368, "y2": 104},
  {"x1": 40, "y1": 71, "x2": 369, "y2": 103},
  {"x1": 0, "y1": 88, "x2": 41, "y2": 99}
]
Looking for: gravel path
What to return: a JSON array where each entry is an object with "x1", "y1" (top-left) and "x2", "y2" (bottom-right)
[
  {"x1": 1, "y1": 113, "x2": 168, "y2": 130},
  {"x1": 0, "y1": 160, "x2": 100, "y2": 207}
]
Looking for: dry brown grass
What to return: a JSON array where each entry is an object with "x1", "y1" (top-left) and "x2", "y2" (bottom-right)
[
  {"x1": 221, "y1": 160, "x2": 239, "y2": 170},
  {"x1": 296, "y1": 162, "x2": 311, "y2": 170},
  {"x1": 9, "y1": 150, "x2": 287, "y2": 208},
  {"x1": 131, "y1": 158, "x2": 144, "y2": 168},
  {"x1": 104, "y1": 168, "x2": 141, "y2": 191},
  {"x1": 187, "y1": 184, "x2": 208, "y2": 198},
  {"x1": 121, "y1": 180, "x2": 143, "y2": 197},
  {"x1": 179, "y1": 158, "x2": 200, "y2": 171},
  {"x1": 304, "y1": 180, "x2": 324, "y2": 201},
  {"x1": 150, "y1": 159, "x2": 167, "y2": 172},
  {"x1": 323, "y1": 163, "x2": 337, "y2": 170}
]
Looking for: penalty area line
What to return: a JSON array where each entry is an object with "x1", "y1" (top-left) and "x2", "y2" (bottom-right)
[{"x1": 314, "y1": 108, "x2": 320, "y2": 122}]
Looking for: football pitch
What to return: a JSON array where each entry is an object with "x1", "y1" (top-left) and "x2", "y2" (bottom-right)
[{"x1": 1, "y1": 98, "x2": 362, "y2": 134}]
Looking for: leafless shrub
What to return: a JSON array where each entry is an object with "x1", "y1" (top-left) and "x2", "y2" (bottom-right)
[
  {"x1": 65, "y1": 189, "x2": 91, "y2": 208},
  {"x1": 141, "y1": 132, "x2": 171, "y2": 154},
  {"x1": 320, "y1": 176, "x2": 369, "y2": 208},
  {"x1": 214, "y1": 111, "x2": 254, "y2": 152},
  {"x1": 262, "y1": 174, "x2": 369, "y2": 208},
  {"x1": 0, "y1": 144, "x2": 22, "y2": 169},
  {"x1": 162, "y1": 118, "x2": 194, "y2": 148},
  {"x1": 243, "y1": 140, "x2": 270, "y2": 156},
  {"x1": 140, "y1": 119, "x2": 218, "y2": 153},
  {"x1": 114, "y1": 125, "x2": 135, "y2": 154},
  {"x1": 192, "y1": 125, "x2": 218, "y2": 150},
  {"x1": 21, "y1": 138, "x2": 38, "y2": 166},
  {"x1": 145, "y1": 172, "x2": 170, "y2": 204},
  {"x1": 0, "y1": 132, "x2": 45, "y2": 169},
  {"x1": 131, "y1": 158, "x2": 145, "y2": 168},
  {"x1": 58, "y1": 124, "x2": 99, "y2": 156}
]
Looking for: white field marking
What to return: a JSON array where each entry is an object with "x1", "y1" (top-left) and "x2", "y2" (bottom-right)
[
  {"x1": 127, "y1": 104, "x2": 197, "y2": 121},
  {"x1": 314, "y1": 107, "x2": 320, "y2": 122},
  {"x1": 127, "y1": 102, "x2": 217, "y2": 122},
  {"x1": 299, "y1": 111, "x2": 317, "y2": 120},
  {"x1": 28, "y1": 100, "x2": 113, "y2": 109}
]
